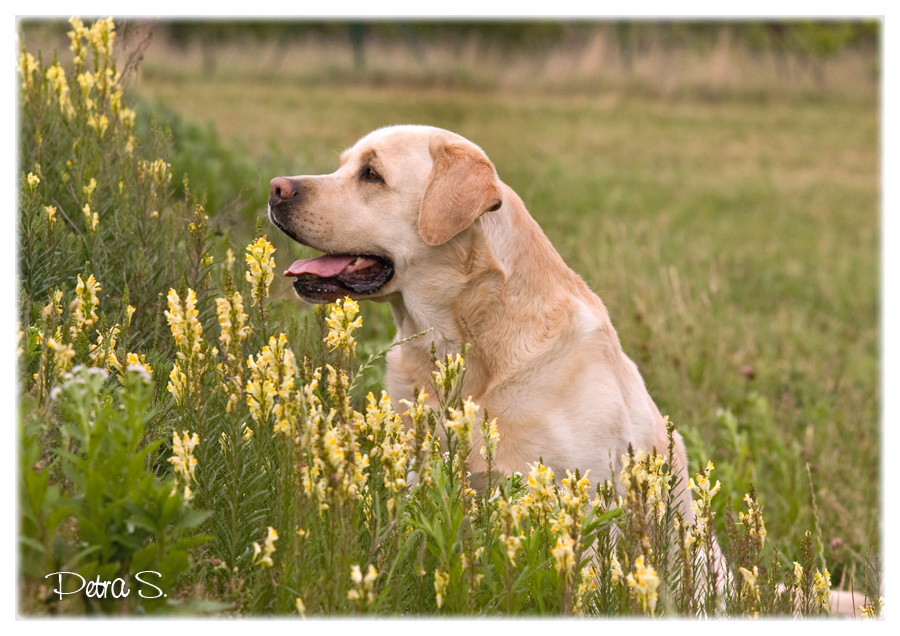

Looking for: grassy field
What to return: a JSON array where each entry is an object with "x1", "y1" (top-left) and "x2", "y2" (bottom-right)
[
  {"x1": 130, "y1": 36, "x2": 880, "y2": 579},
  {"x1": 17, "y1": 20, "x2": 880, "y2": 614}
]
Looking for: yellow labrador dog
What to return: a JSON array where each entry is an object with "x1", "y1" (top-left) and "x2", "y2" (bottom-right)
[
  {"x1": 269, "y1": 124, "x2": 698, "y2": 529},
  {"x1": 266, "y1": 125, "x2": 878, "y2": 613}
]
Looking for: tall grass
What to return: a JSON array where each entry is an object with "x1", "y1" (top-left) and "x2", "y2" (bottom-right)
[{"x1": 17, "y1": 18, "x2": 882, "y2": 618}]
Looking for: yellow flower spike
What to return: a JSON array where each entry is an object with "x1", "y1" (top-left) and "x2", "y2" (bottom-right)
[
  {"x1": 433, "y1": 569, "x2": 449, "y2": 609},
  {"x1": 295, "y1": 597, "x2": 306, "y2": 618},
  {"x1": 83, "y1": 178, "x2": 97, "y2": 201},
  {"x1": 478, "y1": 415, "x2": 499, "y2": 462},
  {"x1": 124, "y1": 352, "x2": 152, "y2": 378},
  {"x1": 610, "y1": 553, "x2": 624, "y2": 586},
  {"x1": 738, "y1": 491, "x2": 768, "y2": 550},
  {"x1": 859, "y1": 598, "x2": 883, "y2": 619},
  {"x1": 69, "y1": 273, "x2": 102, "y2": 340},
  {"x1": 87, "y1": 324, "x2": 119, "y2": 367},
  {"x1": 81, "y1": 203, "x2": 99, "y2": 231},
  {"x1": 347, "y1": 564, "x2": 378, "y2": 605},
  {"x1": 521, "y1": 460, "x2": 556, "y2": 519},
  {"x1": 324, "y1": 297, "x2": 363, "y2": 354},
  {"x1": 44, "y1": 205, "x2": 57, "y2": 227},
  {"x1": 251, "y1": 526, "x2": 278, "y2": 569},
  {"x1": 215, "y1": 291, "x2": 251, "y2": 352},
  {"x1": 77, "y1": 71, "x2": 95, "y2": 98},
  {"x1": 89, "y1": 114, "x2": 109, "y2": 137},
  {"x1": 164, "y1": 288, "x2": 203, "y2": 358},
  {"x1": 379, "y1": 397, "x2": 410, "y2": 498},
  {"x1": 244, "y1": 236, "x2": 276, "y2": 305},
  {"x1": 447, "y1": 397, "x2": 479, "y2": 445},
  {"x1": 739, "y1": 566, "x2": 761, "y2": 603},
  {"x1": 17, "y1": 51, "x2": 38, "y2": 90},
  {"x1": 625, "y1": 555, "x2": 660, "y2": 616},
  {"x1": 812, "y1": 568, "x2": 831, "y2": 613},
  {"x1": 551, "y1": 533, "x2": 576, "y2": 579},
  {"x1": 41, "y1": 290, "x2": 64, "y2": 322},
  {"x1": 168, "y1": 430, "x2": 200, "y2": 502},
  {"x1": 245, "y1": 333, "x2": 295, "y2": 426},
  {"x1": 432, "y1": 352, "x2": 466, "y2": 392},
  {"x1": 46, "y1": 335, "x2": 76, "y2": 379},
  {"x1": 792, "y1": 562, "x2": 803, "y2": 587},
  {"x1": 44, "y1": 63, "x2": 74, "y2": 118},
  {"x1": 25, "y1": 172, "x2": 40, "y2": 191}
]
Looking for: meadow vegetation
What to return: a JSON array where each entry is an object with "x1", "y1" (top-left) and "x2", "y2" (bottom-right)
[{"x1": 17, "y1": 19, "x2": 880, "y2": 617}]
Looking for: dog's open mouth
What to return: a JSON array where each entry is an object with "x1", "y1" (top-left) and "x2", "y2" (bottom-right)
[{"x1": 283, "y1": 253, "x2": 394, "y2": 303}]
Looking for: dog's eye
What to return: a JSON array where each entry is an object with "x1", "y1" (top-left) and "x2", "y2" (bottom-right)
[{"x1": 360, "y1": 165, "x2": 384, "y2": 184}]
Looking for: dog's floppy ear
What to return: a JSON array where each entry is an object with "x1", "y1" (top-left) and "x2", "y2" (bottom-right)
[{"x1": 418, "y1": 134, "x2": 503, "y2": 246}]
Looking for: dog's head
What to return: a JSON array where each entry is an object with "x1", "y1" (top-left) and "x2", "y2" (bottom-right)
[{"x1": 268, "y1": 125, "x2": 503, "y2": 303}]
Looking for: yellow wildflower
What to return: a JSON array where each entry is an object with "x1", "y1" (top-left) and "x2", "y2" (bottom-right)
[
  {"x1": 18, "y1": 51, "x2": 38, "y2": 90},
  {"x1": 433, "y1": 569, "x2": 449, "y2": 609},
  {"x1": 87, "y1": 113, "x2": 109, "y2": 137},
  {"x1": 46, "y1": 333, "x2": 76, "y2": 379},
  {"x1": 813, "y1": 568, "x2": 831, "y2": 613},
  {"x1": 215, "y1": 291, "x2": 251, "y2": 353},
  {"x1": 500, "y1": 533, "x2": 523, "y2": 566},
  {"x1": 347, "y1": 564, "x2": 378, "y2": 605},
  {"x1": 44, "y1": 205, "x2": 57, "y2": 227},
  {"x1": 620, "y1": 449, "x2": 670, "y2": 524},
  {"x1": 688, "y1": 460, "x2": 721, "y2": 546},
  {"x1": 124, "y1": 352, "x2": 153, "y2": 378},
  {"x1": 252, "y1": 526, "x2": 279, "y2": 568},
  {"x1": 245, "y1": 333, "x2": 295, "y2": 425},
  {"x1": 447, "y1": 397, "x2": 479, "y2": 446},
  {"x1": 478, "y1": 415, "x2": 499, "y2": 463},
  {"x1": 295, "y1": 597, "x2": 306, "y2": 618},
  {"x1": 166, "y1": 362, "x2": 188, "y2": 406},
  {"x1": 432, "y1": 352, "x2": 465, "y2": 393},
  {"x1": 25, "y1": 172, "x2": 40, "y2": 192},
  {"x1": 626, "y1": 555, "x2": 660, "y2": 616},
  {"x1": 738, "y1": 491, "x2": 767, "y2": 550},
  {"x1": 859, "y1": 597, "x2": 883, "y2": 619},
  {"x1": 551, "y1": 533, "x2": 576, "y2": 579},
  {"x1": 87, "y1": 17, "x2": 116, "y2": 63},
  {"x1": 792, "y1": 561, "x2": 803, "y2": 587},
  {"x1": 610, "y1": 553, "x2": 624, "y2": 585},
  {"x1": 244, "y1": 236, "x2": 275, "y2": 304},
  {"x1": 125, "y1": 305, "x2": 135, "y2": 327},
  {"x1": 68, "y1": 18, "x2": 88, "y2": 68},
  {"x1": 41, "y1": 290, "x2": 64, "y2": 322},
  {"x1": 739, "y1": 566, "x2": 761, "y2": 603},
  {"x1": 70, "y1": 273, "x2": 101, "y2": 340},
  {"x1": 82, "y1": 203, "x2": 99, "y2": 231},
  {"x1": 77, "y1": 71, "x2": 96, "y2": 99},
  {"x1": 168, "y1": 430, "x2": 199, "y2": 503},
  {"x1": 522, "y1": 460, "x2": 556, "y2": 519},
  {"x1": 83, "y1": 178, "x2": 97, "y2": 201},
  {"x1": 45, "y1": 63, "x2": 74, "y2": 118},
  {"x1": 324, "y1": 296, "x2": 363, "y2": 354},
  {"x1": 87, "y1": 324, "x2": 119, "y2": 367},
  {"x1": 165, "y1": 288, "x2": 203, "y2": 359}
]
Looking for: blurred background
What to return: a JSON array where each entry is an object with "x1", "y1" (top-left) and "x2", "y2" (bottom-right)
[{"x1": 19, "y1": 19, "x2": 881, "y2": 588}]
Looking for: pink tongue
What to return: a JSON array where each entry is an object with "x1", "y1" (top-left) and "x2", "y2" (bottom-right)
[{"x1": 284, "y1": 255, "x2": 377, "y2": 278}]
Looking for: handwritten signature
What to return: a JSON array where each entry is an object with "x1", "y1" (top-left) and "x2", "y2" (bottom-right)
[{"x1": 44, "y1": 571, "x2": 166, "y2": 600}]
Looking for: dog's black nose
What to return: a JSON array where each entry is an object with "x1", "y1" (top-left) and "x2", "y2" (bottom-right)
[{"x1": 269, "y1": 177, "x2": 299, "y2": 206}]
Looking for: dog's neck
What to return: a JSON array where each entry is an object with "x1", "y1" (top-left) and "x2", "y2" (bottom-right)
[{"x1": 388, "y1": 182, "x2": 615, "y2": 397}]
